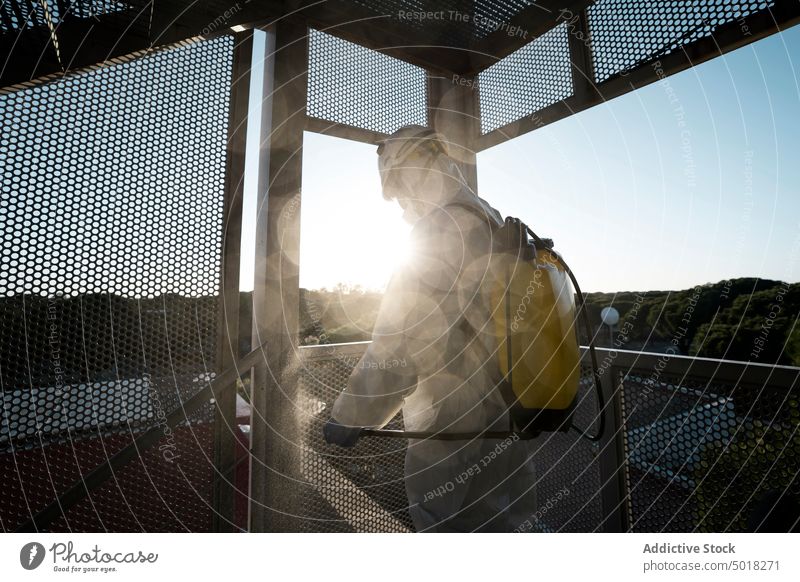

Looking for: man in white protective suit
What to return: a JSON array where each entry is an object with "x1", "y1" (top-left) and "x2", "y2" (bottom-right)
[{"x1": 322, "y1": 124, "x2": 538, "y2": 532}]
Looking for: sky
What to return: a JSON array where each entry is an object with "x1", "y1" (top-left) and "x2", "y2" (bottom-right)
[{"x1": 241, "y1": 25, "x2": 800, "y2": 294}]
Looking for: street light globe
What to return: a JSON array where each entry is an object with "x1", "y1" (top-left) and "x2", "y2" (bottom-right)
[{"x1": 600, "y1": 306, "x2": 620, "y2": 327}]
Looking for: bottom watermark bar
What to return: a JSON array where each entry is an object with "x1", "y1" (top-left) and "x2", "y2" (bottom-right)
[{"x1": 0, "y1": 533, "x2": 797, "y2": 580}]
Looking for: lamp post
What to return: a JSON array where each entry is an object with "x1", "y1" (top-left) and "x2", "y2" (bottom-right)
[{"x1": 600, "y1": 306, "x2": 620, "y2": 348}]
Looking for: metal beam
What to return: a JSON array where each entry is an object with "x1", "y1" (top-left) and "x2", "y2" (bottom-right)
[
  {"x1": 249, "y1": 19, "x2": 307, "y2": 532},
  {"x1": 566, "y1": 7, "x2": 595, "y2": 104},
  {"x1": 427, "y1": 70, "x2": 480, "y2": 191},
  {"x1": 305, "y1": 116, "x2": 385, "y2": 145},
  {"x1": 211, "y1": 29, "x2": 253, "y2": 533},
  {"x1": 597, "y1": 365, "x2": 631, "y2": 532},
  {"x1": 605, "y1": 347, "x2": 800, "y2": 390}
]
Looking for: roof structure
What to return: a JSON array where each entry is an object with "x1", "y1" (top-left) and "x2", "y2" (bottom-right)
[
  {"x1": 0, "y1": 1, "x2": 589, "y2": 81},
  {"x1": 3, "y1": 1, "x2": 798, "y2": 148}
]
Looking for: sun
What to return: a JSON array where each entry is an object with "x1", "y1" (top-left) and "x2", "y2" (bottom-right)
[{"x1": 299, "y1": 133, "x2": 413, "y2": 292}]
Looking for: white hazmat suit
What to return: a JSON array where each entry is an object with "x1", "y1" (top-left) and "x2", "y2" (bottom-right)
[{"x1": 330, "y1": 126, "x2": 538, "y2": 532}]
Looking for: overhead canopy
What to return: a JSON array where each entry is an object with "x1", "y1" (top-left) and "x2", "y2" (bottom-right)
[
  {"x1": 2, "y1": 0, "x2": 800, "y2": 148},
  {"x1": 0, "y1": 1, "x2": 592, "y2": 83}
]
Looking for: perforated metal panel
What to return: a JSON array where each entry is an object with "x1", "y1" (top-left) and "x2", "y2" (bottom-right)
[
  {"x1": 618, "y1": 370, "x2": 800, "y2": 532},
  {"x1": 472, "y1": 0, "x2": 536, "y2": 38},
  {"x1": 298, "y1": 347, "x2": 413, "y2": 532},
  {"x1": 0, "y1": 35, "x2": 234, "y2": 532},
  {"x1": 296, "y1": 345, "x2": 604, "y2": 532},
  {"x1": 307, "y1": 28, "x2": 428, "y2": 134},
  {"x1": 478, "y1": 23, "x2": 572, "y2": 134},
  {"x1": 523, "y1": 364, "x2": 604, "y2": 532},
  {"x1": 587, "y1": 0, "x2": 776, "y2": 83},
  {"x1": 0, "y1": 0, "x2": 130, "y2": 33}
]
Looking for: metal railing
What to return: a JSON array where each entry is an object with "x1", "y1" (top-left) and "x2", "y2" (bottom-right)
[
  {"x1": 297, "y1": 342, "x2": 800, "y2": 532},
  {"x1": 8, "y1": 340, "x2": 796, "y2": 532}
]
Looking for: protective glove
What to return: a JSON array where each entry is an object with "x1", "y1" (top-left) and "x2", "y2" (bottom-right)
[{"x1": 323, "y1": 417, "x2": 363, "y2": 447}]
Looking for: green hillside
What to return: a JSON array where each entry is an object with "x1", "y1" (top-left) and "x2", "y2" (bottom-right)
[
  {"x1": 298, "y1": 278, "x2": 800, "y2": 366},
  {"x1": 582, "y1": 278, "x2": 799, "y2": 365}
]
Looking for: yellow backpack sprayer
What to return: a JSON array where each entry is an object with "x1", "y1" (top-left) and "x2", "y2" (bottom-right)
[{"x1": 362, "y1": 207, "x2": 606, "y2": 443}]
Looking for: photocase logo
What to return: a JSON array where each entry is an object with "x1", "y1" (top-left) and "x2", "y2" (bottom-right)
[{"x1": 20, "y1": 542, "x2": 46, "y2": 570}]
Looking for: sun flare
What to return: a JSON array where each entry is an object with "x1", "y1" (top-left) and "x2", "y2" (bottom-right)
[{"x1": 300, "y1": 133, "x2": 412, "y2": 292}]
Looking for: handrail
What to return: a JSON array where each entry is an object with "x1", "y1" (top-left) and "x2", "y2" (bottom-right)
[
  {"x1": 14, "y1": 342, "x2": 268, "y2": 533},
  {"x1": 583, "y1": 347, "x2": 800, "y2": 389},
  {"x1": 300, "y1": 341, "x2": 800, "y2": 390}
]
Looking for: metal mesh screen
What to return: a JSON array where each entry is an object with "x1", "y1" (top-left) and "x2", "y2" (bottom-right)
[
  {"x1": 0, "y1": 0, "x2": 131, "y2": 33},
  {"x1": 587, "y1": 0, "x2": 776, "y2": 83},
  {"x1": 471, "y1": 0, "x2": 535, "y2": 39},
  {"x1": 522, "y1": 363, "x2": 603, "y2": 532},
  {"x1": 298, "y1": 347, "x2": 414, "y2": 532},
  {"x1": 0, "y1": 35, "x2": 234, "y2": 532},
  {"x1": 618, "y1": 369, "x2": 800, "y2": 532},
  {"x1": 307, "y1": 28, "x2": 428, "y2": 134},
  {"x1": 478, "y1": 23, "x2": 572, "y2": 134},
  {"x1": 295, "y1": 345, "x2": 605, "y2": 532}
]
